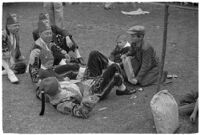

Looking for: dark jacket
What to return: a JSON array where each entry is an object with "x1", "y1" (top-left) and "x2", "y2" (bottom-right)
[{"x1": 126, "y1": 42, "x2": 167, "y2": 86}]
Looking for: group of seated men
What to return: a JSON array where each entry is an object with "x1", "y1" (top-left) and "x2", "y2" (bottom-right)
[{"x1": 3, "y1": 12, "x2": 197, "y2": 121}]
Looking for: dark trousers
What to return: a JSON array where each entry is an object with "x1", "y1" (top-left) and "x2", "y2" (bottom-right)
[
  {"x1": 56, "y1": 35, "x2": 78, "y2": 52},
  {"x1": 86, "y1": 51, "x2": 123, "y2": 100},
  {"x1": 85, "y1": 50, "x2": 109, "y2": 78},
  {"x1": 38, "y1": 63, "x2": 80, "y2": 81},
  {"x1": 90, "y1": 63, "x2": 123, "y2": 100}
]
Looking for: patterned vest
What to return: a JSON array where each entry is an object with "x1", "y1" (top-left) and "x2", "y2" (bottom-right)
[
  {"x1": 39, "y1": 46, "x2": 54, "y2": 68},
  {"x1": 35, "y1": 39, "x2": 54, "y2": 68}
]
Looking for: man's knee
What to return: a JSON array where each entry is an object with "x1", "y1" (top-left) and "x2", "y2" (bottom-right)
[
  {"x1": 108, "y1": 63, "x2": 121, "y2": 73},
  {"x1": 89, "y1": 50, "x2": 100, "y2": 58}
]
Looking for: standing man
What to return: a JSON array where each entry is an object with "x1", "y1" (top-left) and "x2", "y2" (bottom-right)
[{"x1": 43, "y1": 2, "x2": 64, "y2": 29}]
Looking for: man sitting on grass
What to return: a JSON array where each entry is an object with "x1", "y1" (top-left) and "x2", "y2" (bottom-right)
[
  {"x1": 120, "y1": 25, "x2": 168, "y2": 86},
  {"x1": 32, "y1": 13, "x2": 85, "y2": 65},
  {"x1": 2, "y1": 13, "x2": 26, "y2": 84}
]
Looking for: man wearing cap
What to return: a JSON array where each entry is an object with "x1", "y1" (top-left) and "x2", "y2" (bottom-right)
[
  {"x1": 28, "y1": 20, "x2": 80, "y2": 84},
  {"x1": 2, "y1": 13, "x2": 26, "y2": 84},
  {"x1": 120, "y1": 25, "x2": 168, "y2": 86},
  {"x1": 32, "y1": 13, "x2": 85, "y2": 66}
]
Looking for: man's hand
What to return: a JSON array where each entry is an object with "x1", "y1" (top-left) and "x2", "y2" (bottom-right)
[
  {"x1": 131, "y1": 78, "x2": 138, "y2": 85},
  {"x1": 190, "y1": 112, "x2": 197, "y2": 123},
  {"x1": 120, "y1": 54, "x2": 127, "y2": 60},
  {"x1": 65, "y1": 53, "x2": 71, "y2": 63},
  {"x1": 66, "y1": 36, "x2": 73, "y2": 48}
]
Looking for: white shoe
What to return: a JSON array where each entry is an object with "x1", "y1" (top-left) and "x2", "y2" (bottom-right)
[
  {"x1": 7, "y1": 70, "x2": 19, "y2": 84},
  {"x1": 2, "y1": 70, "x2": 7, "y2": 75}
]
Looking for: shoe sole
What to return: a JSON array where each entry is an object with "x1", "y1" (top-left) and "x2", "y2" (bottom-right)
[{"x1": 11, "y1": 81, "x2": 19, "y2": 84}]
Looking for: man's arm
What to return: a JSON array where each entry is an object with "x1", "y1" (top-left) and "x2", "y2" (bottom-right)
[
  {"x1": 50, "y1": 42, "x2": 71, "y2": 63},
  {"x1": 135, "y1": 47, "x2": 154, "y2": 83},
  {"x1": 51, "y1": 25, "x2": 71, "y2": 37},
  {"x1": 56, "y1": 95, "x2": 99, "y2": 119},
  {"x1": 190, "y1": 98, "x2": 198, "y2": 123}
]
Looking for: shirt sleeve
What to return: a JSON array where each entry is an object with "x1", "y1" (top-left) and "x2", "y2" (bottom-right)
[
  {"x1": 136, "y1": 47, "x2": 154, "y2": 82},
  {"x1": 56, "y1": 100, "x2": 91, "y2": 119}
]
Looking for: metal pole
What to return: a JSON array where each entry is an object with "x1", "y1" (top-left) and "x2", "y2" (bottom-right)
[{"x1": 157, "y1": 4, "x2": 169, "y2": 92}]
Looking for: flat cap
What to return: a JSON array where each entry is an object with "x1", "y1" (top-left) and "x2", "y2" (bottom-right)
[{"x1": 127, "y1": 25, "x2": 145, "y2": 35}]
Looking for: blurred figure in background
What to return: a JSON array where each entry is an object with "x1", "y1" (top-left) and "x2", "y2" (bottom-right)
[{"x1": 43, "y1": 2, "x2": 64, "y2": 29}]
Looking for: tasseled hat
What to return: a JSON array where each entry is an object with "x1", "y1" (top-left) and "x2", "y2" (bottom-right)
[
  {"x1": 6, "y1": 13, "x2": 19, "y2": 25},
  {"x1": 38, "y1": 20, "x2": 51, "y2": 34},
  {"x1": 38, "y1": 13, "x2": 49, "y2": 21}
]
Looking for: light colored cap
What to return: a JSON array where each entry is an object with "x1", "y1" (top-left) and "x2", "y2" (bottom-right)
[{"x1": 127, "y1": 25, "x2": 145, "y2": 35}]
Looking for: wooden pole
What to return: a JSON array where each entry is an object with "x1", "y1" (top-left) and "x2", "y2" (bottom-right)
[{"x1": 157, "y1": 4, "x2": 169, "y2": 92}]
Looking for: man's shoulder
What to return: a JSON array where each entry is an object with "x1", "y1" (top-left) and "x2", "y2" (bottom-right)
[
  {"x1": 33, "y1": 40, "x2": 42, "y2": 50},
  {"x1": 142, "y1": 42, "x2": 154, "y2": 51}
]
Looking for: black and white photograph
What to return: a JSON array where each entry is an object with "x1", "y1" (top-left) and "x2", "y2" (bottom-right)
[{"x1": 2, "y1": 1, "x2": 198, "y2": 133}]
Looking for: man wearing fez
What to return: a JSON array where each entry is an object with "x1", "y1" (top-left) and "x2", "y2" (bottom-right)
[
  {"x1": 32, "y1": 13, "x2": 85, "y2": 66},
  {"x1": 2, "y1": 13, "x2": 26, "y2": 83},
  {"x1": 28, "y1": 20, "x2": 79, "y2": 84}
]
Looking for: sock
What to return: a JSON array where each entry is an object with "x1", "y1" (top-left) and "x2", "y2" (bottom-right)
[
  {"x1": 75, "y1": 49, "x2": 81, "y2": 58},
  {"x1": 118, "y1": 84, "x2": 126, "y2": 91}
]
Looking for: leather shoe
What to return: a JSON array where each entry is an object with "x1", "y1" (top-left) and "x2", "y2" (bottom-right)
[{"x1": 116, "y1": 88, "x2": 136, "y2": 96}]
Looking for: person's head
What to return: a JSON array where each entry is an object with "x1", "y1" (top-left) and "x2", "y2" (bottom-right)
[
  {"x1": 39, "y1": 77, "x2": 61, "y2": 97},
  {"x1": 38, "y1": 13, "x2": 49, "y2": 25},
  {"x1": 115, "y1": 34, "x2": 128, "y2": 48},
  {"x1": 38, "y1": 77, "x2": 61, "y2": 116},
  {"x1": 127, "y1": 25, "x2": 145, "y2": 47},
  {"x1": 6, "y1": 13, "x2": 20, "y2": 34},
  {"x1": 38, "y1": 21, "x2": 52, "y2": 44}
]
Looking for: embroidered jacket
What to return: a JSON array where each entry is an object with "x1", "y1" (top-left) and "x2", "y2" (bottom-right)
[{"x1": 36, "y1": 81, "x2": 99, "y2": 119}]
